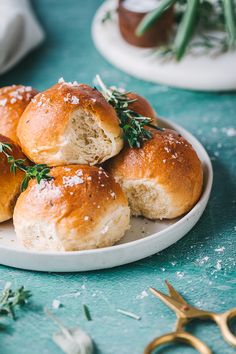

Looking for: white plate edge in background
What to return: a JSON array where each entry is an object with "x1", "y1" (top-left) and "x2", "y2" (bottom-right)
[{"x1": 92, "y1": 0, "x2": 236, "y2": 91}]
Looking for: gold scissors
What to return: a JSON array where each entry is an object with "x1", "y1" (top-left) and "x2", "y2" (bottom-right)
[{"x1": 144, "y1": 281, "x2": 236, "y2": 354}]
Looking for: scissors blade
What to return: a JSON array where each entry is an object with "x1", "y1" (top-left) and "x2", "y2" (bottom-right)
[
  {"x1": 150, "y1": 287, "x2": 187, "y2": 315},
  {"x1": 165, "y1": 280, "x2": 188, "y2": 305}
]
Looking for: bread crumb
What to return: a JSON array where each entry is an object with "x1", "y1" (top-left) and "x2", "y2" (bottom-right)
[
  {"x1": 136, "y1": 290, "x2": 148, "y2": 299},
  {"x1": 84, "y1": 216, "x2": 90, "y2": 221},
  {"x1": 52, "y1": 299, "x2": 61, "y2": 309},
  {"x1": 222, "y1": 127, "x2": 236, "y2": 137},
  {"x1": 215, "y1": 246, "x2": 225, "y2": 253}
]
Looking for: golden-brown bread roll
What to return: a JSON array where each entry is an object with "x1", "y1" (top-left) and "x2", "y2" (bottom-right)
[
  {"x1": 0, "y1": 134, "x2": 25, "y2": 223},
  {"x1": 106, "y1": 129, "x2": 203, "y2": 219},
  {"x1": 0, "y1": 85, "x2": 37, "y2": 144},
  {"x1": 13, "y1": 165, "x2": 130, "y2": 251},
  {"x1": 127, "y1": 92, "x2": 157, "y2": 124},
  {"x1": 17, "y1": 79, "x2": 124, "y2": 166}
]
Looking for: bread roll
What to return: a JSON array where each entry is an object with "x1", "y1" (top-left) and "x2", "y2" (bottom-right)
[
  {"x1": 13, "y1": 165, "x2": 130, "y2": 251},
  {"x1": 0, "y1": 85, "x2": 37, "y2": 144},
  {"x1": 17, "y1": 80, "x2": 124, "y2": 166},
  {"x1": 106, "y1": 129, "x2": 203, "y2": 219},
  {"x1": 0, "y1": 134, "x2": 25, "y2": 223},
  {"x1": 127, "y1": 92, "x2": 157, "y2": 124}
]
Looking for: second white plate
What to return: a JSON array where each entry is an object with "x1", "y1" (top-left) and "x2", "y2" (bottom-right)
[
  {"x1": 92, "y1": 0, "x2": 236, "y2": 91},
  {"x1": 0, "y1": 118, "x2": 213, "y2": 272}
]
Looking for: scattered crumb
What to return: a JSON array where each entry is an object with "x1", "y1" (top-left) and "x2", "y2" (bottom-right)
[
  {"x1": 222, "y1": 127, "x2": 236, "y2": 137},
  {"x1": 117, "y1": 309, "x2": 141, "y2": 321},
  {"x1": 52, "y1": 299, "x2": 61, "y2": 309},
  {"x1": 216, "y1": 260, "x2": 222, "y2": 271},
  {"x1": 215, "y1": 247, "x2": 225, "y2": 253},
  {"x1": 176, "y1": 271, "x2": 184, "y2": 278},
  {"x1": 136, "y1": 290, "x2": 148, "y2": 299}
]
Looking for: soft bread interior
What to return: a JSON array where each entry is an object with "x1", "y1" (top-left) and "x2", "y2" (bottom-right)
[
  {"x1": 116, "y1": 179, "x2": 172, "y2": 220},
  {"x1": 55, "y1": 108, "x2": 120, "y2": 165},
  {"x1": 14, "y1": 206, "x2": 130, "y2": 252}
]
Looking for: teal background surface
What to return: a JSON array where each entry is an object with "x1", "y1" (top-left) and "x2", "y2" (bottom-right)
[{"x1": 0, "y1": 1, "x2": 236, "y2": 353}]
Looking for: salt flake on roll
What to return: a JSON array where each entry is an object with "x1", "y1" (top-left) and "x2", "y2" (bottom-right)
[{"x1": 17, "y1": 79, "x2": 124, "y2": 166}]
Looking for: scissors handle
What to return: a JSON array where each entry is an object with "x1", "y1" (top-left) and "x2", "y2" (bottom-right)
[
  {"x1": 144, "y1": 331, "x2": 212, "y2": 354},
  {"x1": 213, "y1": 308, "x2": 236, "y2": 347}
]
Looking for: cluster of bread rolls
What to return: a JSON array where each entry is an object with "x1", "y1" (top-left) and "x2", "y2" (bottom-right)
[{"x1": 0, "y1": 78, "x2": 203, "y2": 252}]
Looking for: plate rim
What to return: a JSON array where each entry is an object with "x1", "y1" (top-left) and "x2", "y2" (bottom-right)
[{"x1": 0, "y1": 117, "x2": 213, "y2": 259}]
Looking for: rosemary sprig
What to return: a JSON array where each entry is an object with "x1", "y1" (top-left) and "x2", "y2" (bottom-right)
[
  {"x1": 222, "y1": 0, "x2": 236, "y2": 47},
  {"x1": 136, "y1": 0, "x2": 177, "y2": 36},
  {"x1": 96, "y1": 75, "x2": 162, "y2": 148},
  {"x1": 0, "y1": 282, "x2": 31, "y2": 320},
  {"x1": 174, "y1": 0, "x2": 199, "y2": 60},
  {"x1": 0, "y1": 142, "x2": 52, "y2": 192}
]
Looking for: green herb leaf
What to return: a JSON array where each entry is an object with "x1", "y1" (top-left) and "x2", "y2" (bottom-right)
[
  {"x1": 95, "y1": 75, "x2": 163, "y2": 148},
  {"x1": 0, "y1": 142, "x2": 53, "y2": 191},
  {"x1": 0, "y1": 283, "x2": 31, "y2": 320},
  {"x1": 83, "y1": 304, "x2": 92, "y2": 321},
  {"x1": 174, "y1": 0, "x2": 199, "y2": 60},
  {"x1": 222, "y1": 0, "x2": 236, "y2": 48},
  {"x1": 136, "y1": 0, "x2": 177, "y2": 36}
]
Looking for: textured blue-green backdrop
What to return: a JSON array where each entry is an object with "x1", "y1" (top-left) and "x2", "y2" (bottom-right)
[{"x1": 0, "y1": 1, "x2": 235, "y2": 353}]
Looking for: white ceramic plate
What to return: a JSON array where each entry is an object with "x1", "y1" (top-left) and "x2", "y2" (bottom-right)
[
  {"x1": 0, "y1": 118, "x2": 213, "y2": 272},
  {"x1": 92, "y1": 0, "x2": 236, "y2": 91}
]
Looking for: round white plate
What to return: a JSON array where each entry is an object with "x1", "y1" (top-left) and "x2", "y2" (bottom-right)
[
  {"x1": 92, "y1": 0, "x2": 236, "y2": 91},
  {"x1": 0, "y1": 118, "x2": 213, "y2": 272}
]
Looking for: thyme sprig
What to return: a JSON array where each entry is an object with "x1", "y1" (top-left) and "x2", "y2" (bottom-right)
[
  {"x1": 0, "y1": 283, "x2": 31, "y2": 320},
  {"x1": 96, "y1": 75, "x2": 162, "y2": 148},
  {"x1": 0, "y1": 142, "x2": 52, "y2": 192}
]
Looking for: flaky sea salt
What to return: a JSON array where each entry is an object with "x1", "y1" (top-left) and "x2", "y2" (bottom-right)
[
  {"x1": 215, "y1": 247, "x2": 225, "y2": 253},
  {"x1": 64, "y1": 94, "x2": 80, "y2": 105},
  {"x1": 216, "y1": 260, "x2": 222, "y2": 271},
  {"x1": 52, "y1": 299, "x2": 61, "y2": 309},
  {"x1": 101, "y1": 226, "x2": 109, "y2": 234},
  {"x1": 176, "y1": 271, "x2": 184, "y2": 278},
  {"x1": 71, "y1": 96, "x2": 80, "y2": 104},
  {"x1": 63, "y1": 175, "x2": 84, "y2": 187},
  {"x1": 136, "y1": 290, "x2": 148, "y2": 299},
  {"x1": 222, "y1": 127, "x2": 236, "y2": 137},
  {"x1": 110, "y1": 192, "x2": 116, "y2": 199},
  {"x1": 0, "y1": 99, "x2": 7, "y2": 106},
  {"x1": 76, "y1": 170, "x2": 83, "y2": 177},
  {"x1": 10, "y1": 98, "x2": 17, "y2": 104},
  {"x1": 58, "y1": 77, "x2": 65, "y2": 83}
]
